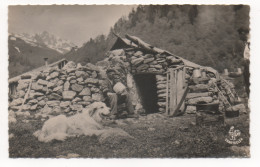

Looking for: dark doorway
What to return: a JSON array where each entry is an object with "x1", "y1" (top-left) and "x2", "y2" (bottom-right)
[{"x1": 134, "y1": 74, "x2": 158, "y2": 114}]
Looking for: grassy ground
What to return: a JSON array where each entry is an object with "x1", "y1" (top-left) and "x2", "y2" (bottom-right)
[{"x1": 9, "y1": 111, "x2": 250, "y2": 158}]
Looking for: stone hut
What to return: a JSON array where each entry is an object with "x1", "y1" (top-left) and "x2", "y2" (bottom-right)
[
  {"x1": 98, "y1": 34, "x2": 226, "y2": 116},
  {"x1": 8, "y1": 34, "x2": 244, "y2": 121}
]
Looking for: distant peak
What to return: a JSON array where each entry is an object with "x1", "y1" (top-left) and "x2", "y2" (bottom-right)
[{"x1": 10, "y1": 31, "x2": 77, "y2": 54}]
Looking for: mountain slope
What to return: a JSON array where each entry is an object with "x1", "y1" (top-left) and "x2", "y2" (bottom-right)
[
  {"x1": 108, "y1": 5, "x2": 249, "y2": 72},
  {"x1": 64, "y1": 35, "x2": 109, "y2": 65},
  {"x1": 66, "y1": 5, "x2": 249, "y2": 72},
  {"x1": 10, "y1": 31, "x2": 76, "y2": 54},
  {"x1": 9, "y1": 35, "x2": 64, "y2": 78}
]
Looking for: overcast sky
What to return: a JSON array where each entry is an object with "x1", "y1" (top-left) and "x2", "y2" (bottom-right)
[{"x1": 8, "y1": 5, "x2": 136, "y2": 46}]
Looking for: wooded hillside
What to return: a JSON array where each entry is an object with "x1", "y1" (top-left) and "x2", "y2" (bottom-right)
[{"x1": 66, "y1": 5, "x2": 249, "y2": 72}]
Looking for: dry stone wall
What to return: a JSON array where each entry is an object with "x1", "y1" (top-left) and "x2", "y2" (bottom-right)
[
  {"x1": 105, "y1": 49, "x2": 216, "y2": 114},
  {"x1": 9, "y1": 61, "x2": 105, "y2": 117},
  {"x1": 101, "y1": 50, "x2": 144, "y2": 113},
  {"x1": 127, "y1": 50, "x2": 184, "y2": 74},
  {"x1": 126, "y1": 49, "x2": 186, "y2": 113},
  {"x1": 107, "y1": 48, "x2": 238, "y2": 115},
  {"x1": 9, "y1": 47, "x2": 242, "y2": 119},
  {"x1": 185, "y1": 77, "x2": 219, "y2": 114},
  {"x1": 155, "y1": 74, "x2": 167, "y2": 112}
]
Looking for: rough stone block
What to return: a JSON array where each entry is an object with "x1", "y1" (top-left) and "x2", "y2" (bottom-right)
[
  {"x1": 62, "y1": 91, "x2": 76, "y2": 100},
  {"x1": 83, "y1": 96, "x2": 92, "y2": 102},
  {"x1": 60, "y1": 101, "x2": 71, "y2": 108},
  {"x1": 143, "y1": 57, "x2": 155, "y2": 64},
  {"x1": 131, "y1": 57, "x2": 144, "y2": 66},
  {"x1": 31, "y1": 83, "x2": 43, "y2": 91},
  {"x1": 71, "y1": 84, "x2": 84, "y2": 92},
  {"x1": 37, "y1": 79, "x2": 48, "y2": 86},
  {"x1": 47, "y1": 100, "x2": 60, "y2": 107},
  {"x1": 85, "y1": 78, "x2": 99, "y2": 84}
]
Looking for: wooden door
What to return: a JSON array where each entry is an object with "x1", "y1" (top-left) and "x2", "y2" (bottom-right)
[{"x1": 166, "y1": 67, "x2": 188, "y2": 116}]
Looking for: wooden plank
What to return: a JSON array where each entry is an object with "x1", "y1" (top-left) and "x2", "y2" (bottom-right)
[
  {"x1": 18, "y1": 79, "x2": 32, "y2": 112},
  {"x1": 125, "y1": 34, "x2": 158, "y2": 54},
  {"x1": 180, "y1": 68, "x2": 188, "y2": 111},
  {"x1": 169, "y1": 69, "x2": 176, "y2": 115},
  {"x1": 177, "y1": 69, "x2": 183, "y2": 105},
  {"x1": 168, "y1": 67, "x2": 189, "y2": 116},
  {"x1": 170, "y1": 69, "x2": 179, "y2": 115},
  {"x1": 175, "y1": 70, "x2": 178, "y2": 106},
  {"x1": 175, "y1": 69, "x2": 185, "y2": 115},
  {"x1": 183, "y1": 67, "x2": 186, "y2": 88},
  {"x1": 169, "y1": 69, "x2": 174, "y2": 114},
  {"x1": 170, "y1": 86, "x2": 189, "y2": 117},
  {"x1": 166, "y1": 66, "x2": 184, "y2": 72},
  {"x1": 170, "y1": 69, "x2": 190, "y2": 117},
  {"x1": 166, "y1": 72, "x2": 169, "y2": 115}
]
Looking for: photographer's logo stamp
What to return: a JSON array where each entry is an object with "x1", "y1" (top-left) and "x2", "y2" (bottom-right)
[{"x1": 225, "y1": 126, "x2": 243, "y2": 145}]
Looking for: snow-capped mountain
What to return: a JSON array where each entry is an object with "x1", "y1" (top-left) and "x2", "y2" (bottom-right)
[
  {"x1": 8, "y1": 33, "x2": 64, "y2": 78},
  {"x1": 9, "y1": 31, "x2": 76, "y2": 54}
]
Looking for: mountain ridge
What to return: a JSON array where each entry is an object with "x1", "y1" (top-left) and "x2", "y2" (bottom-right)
[
  {"x1": 8, "y1": 33, "x2": 64, "y2": 78},
  {"x1": 9, "y1": 31, "x2": 76, "y2": 54}
]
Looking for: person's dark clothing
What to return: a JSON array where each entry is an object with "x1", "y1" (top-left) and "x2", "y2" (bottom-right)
[{"x1": 101, "y1": 78, "x2": 134, "y2": 116}]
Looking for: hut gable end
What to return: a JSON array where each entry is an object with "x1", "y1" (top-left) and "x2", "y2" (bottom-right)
[{"x1": 110, "y1": 38, "x2": 131, "y2": 51}]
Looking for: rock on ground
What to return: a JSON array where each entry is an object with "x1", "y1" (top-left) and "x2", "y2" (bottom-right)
[{"x1": 98, "y1": 128, "x2": 134, "y2": 144}]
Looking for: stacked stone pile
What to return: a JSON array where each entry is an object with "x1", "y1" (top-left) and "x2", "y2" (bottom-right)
[
  {"x1": 8, "y1": 37, "x2": 244, "y2": 121},
  {"x1": 102, "y1": 49, "x2": 130, "y2": 70},
  {"x1": 104, "y1": 35, "x2": 244, "y2": 117},
  {"x1": 155, "y1": 75, "x2": 167, "y2": 112},
  {"x1": 217, "y1": 78, "x2": 246, "y2": 114},
  {"x1": 112, "y1": 48, "x2": 197, "y2": 114},
  {"x1": 9, "y1": 61, "x2": 105, "y2": 117},
  {"x1": 128, "y1": 50, "x2": 184, "y2": 74},
  {"x1": 107, "y1": 49, "x2": 127, "y2": 62},
  {"x1": 124, "y1": 49, "x2": 186, "y2": 113},
  {"x1": 185, "y1": 75, "x2": 219, "y2": 114}
]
